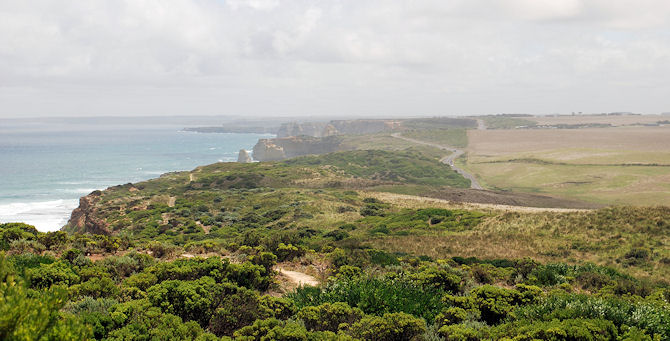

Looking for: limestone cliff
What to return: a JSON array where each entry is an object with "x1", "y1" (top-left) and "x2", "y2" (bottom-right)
[
  {"x1": 329, "y1": 119, "x2": 401, "y2": 135},
  {"x1": 276, "y1": 122, "x2": 330, "y2": 138},
  {"x1": 65, "y1": 190, "x2": 111, "y2": 235},
  {"x1": 275, "y1": 119, "x2": 401, "y2": 138},
  {"x1": 252, "y1": 140, "x2": 286, "y2": 161},
  {"x1": 237, "y1": 149, "x2": 253, "y2": 163},
  {"x1": 252, "y1": 136, "x2": 344, "y2": 161}
]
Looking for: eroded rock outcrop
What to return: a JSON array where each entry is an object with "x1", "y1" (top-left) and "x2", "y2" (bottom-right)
[
  {"x1": 65, "y1": 190, "x2": 111, "y2": 235},
  {"x1": 252, "y1": 136, "x2": 344, "y2": 161},
  {"x1": 237, "y1": 149, "x2": 253, "y2": 163},
  {"x1": 252, "y1": 140, "x2": 286, "y2": 161}
]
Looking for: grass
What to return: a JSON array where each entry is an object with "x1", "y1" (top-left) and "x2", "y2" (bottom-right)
[
  {"x1": 480, "y1": 116, "x2": 537, "y2": 129},
  {"x1": 463, "y1": 159, "x2": 670, "y2": 205},
  {"x1": 285, "y1": 149, "x2": 470, "y2": 188},
  {"x1": 402, "y1": 117, "x2": 477, "y2": 130},
  {"x1": 463, "y1": 127, "x2": 670, "y2": 205},
  {"x1": 368, "y1": 205, "x2": 670, "y2": 282},
  {"x1": 401, "y1": 129, "x2": 468, "y2": 148}
]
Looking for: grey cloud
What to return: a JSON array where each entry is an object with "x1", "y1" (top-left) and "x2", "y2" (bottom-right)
[{"x1": 1, "y1": 0, "x2": 669, "y2": 117}]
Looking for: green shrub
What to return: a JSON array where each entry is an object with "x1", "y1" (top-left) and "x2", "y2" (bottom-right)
[
  {"x1": 298, "y1": 302, "x2": 364, "y2": 332},
  {"x1": 233, "y1": 318, "x2": 341, "y2": 341},
  {"x1": 28, "y1": 261, "x2": 80, "y2": 289},
  {"x1": 445, "y1": 284, "x2": 542, "y2": 325},
  {"x1": 71, "y1": 277, "x2": 120, "y2": 299},
  {"x1": 106, "y1": 299, "x2": 216, "y2": 341},
  {"x1": 324, "y1": 230, "x2": 349, "y2": 241},
  {"x1": 494, "y1": 318, "x2": 618, "y2": 340},
  {"x1": 8, "y1": 253, "x2": 55, "y2": 275},
  {"x1": 123, "y1": 272, "x2": 158, "y2": 291},
  {"x1": 367, "y1": 249, "x2": 400, "y2": 266},
  {"x1": 258, "y1": 295, "x2": 296, "y2": 320},
  {"x1": 515, "y1": 293, "x2": 670, "y2": 339},
  {"x1": 147, "y1": 276, "x2": 223, "y2": 327},
  {"x1": 335, "y1": 265, "x2": 362, "y2": 279},
  {"x1": 64, "y1": 297, "x2": 118, "y2": 339},
  {"x1": 438, "y1": 324, "x2": 483, "y2": 341},
  {"x1": 0, "y1": 254, "x2": 92, "y2": 340},
  {"x1": 289, "y1": 275, "x2": 446, "y2": 321},
  {"x1": 410, "y1": 265, "x2": 462, "y2": 293},
  {"x1": 348, "y1": 312, "x2": 426, "y2": 341},
  {"x1": 275, "y1": 243, "x2": 304, "y2": 262},
  {"x1": 207, "y1": 286, "x2": 278, "y2": 336},
  {"x1": 435, "y1": 307, "x2": 469, "y2": 327}
]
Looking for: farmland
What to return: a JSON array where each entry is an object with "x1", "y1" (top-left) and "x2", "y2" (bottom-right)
[{"x1": 463, "y1": 126, "x2": 670, "y2": 205}]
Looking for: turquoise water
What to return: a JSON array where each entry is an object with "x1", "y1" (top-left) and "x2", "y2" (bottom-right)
[{"x1": 0, "y1": 117, "x2": 270, "y2": 231}]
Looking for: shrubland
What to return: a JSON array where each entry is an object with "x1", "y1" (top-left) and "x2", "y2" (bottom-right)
[{"x1": 2, "y1": 146, "x2": 669, "y2": 340}]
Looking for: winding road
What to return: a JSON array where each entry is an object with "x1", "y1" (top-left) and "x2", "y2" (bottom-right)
[{"x1": 391, "y1": 133, "x2": 483, "y2": 190}]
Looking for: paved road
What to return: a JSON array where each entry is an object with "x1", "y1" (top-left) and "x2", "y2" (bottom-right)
[{"x1": 391, "y1": 133, "x2": 483, "y2": 190}]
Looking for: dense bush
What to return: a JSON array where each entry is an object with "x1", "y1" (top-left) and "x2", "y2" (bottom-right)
[
  {"x1": 0, "y1": 253, "x2": 92, "y2": 340},
  {"x1": 493, "y1": 318, "x2": 618, "y2": 340},
  {"x1": 290, "y1": 275, "x2": 446, "y2": 321},
  {"x1": 298, "y1": 302, "x2": 364, "y2": 332},
  {"x1": 514, "y1": 293, "x2": 670, "y2": 339},
  {"x1": 348, "y1": 312, "x2": 426, "y2": 341},
  {"x1": 233, "y1": 318, "x2": 341, "y2": 341},
  {"x1": 28, "y1": 261, "x2": 80, "y2": 289},
  {"x1": 444, "y1": 284, "x2": 542, "y2": 325},
  {"x1": 106, "y1": 299, "x2": 216, "y2": 340}
]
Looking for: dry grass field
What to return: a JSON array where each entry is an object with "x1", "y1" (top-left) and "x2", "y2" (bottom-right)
[
  {"x1": 532, "y1": 114, "x2": 667, "y2": 126},
  {"x1": 363, "y1": 191, "x2": 670, "y2": 281},
  {"x1": 464, "y1": 126, "x2": 670, "y2": 205}
]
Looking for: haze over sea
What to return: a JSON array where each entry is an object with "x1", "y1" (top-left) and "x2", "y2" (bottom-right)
[{"x1": 0, "y1": 117, "x2": 270, "y2": 232}]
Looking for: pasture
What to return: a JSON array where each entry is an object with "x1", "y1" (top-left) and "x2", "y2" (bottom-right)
[{"x1": 464, "y1": 126, "x2": 670, "y2": 205}]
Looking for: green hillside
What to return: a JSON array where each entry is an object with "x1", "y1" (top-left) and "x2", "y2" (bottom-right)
[{"x1": 2, "y1": 148, "x2": 669, "y2": 340}]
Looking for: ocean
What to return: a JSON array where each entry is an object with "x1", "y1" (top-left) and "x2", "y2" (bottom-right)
[{"x1": 0, "y1": 117, "x2": 271, "y2": 232}]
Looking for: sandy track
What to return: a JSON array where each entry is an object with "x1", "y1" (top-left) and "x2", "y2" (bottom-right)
[{"x1": 276, "y1": 268, "x2": 319, "y2": 287}]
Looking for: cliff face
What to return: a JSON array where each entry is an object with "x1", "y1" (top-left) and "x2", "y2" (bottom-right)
[
  {"x1": 252, "y1": 136, "x2": 344, "y2": 161},
  {"x1": 252, "y1": 140, "x2": 286, "y2": 161},
  {"x1": 276, "y1": 122, "x2": 330, "y2": 138},
  {"x1": 275, "y1": 119, "x2": 401, "y2": 138},
  {"x1": 329, "y1": 119, "x2": 401, "y2": 135},
  {"x1": 65, "y1": 190, "x2": 111, "y2": 235}
]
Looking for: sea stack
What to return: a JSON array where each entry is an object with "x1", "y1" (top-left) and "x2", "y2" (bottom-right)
[{"x1": 237, "y1": 149, "x2": 253, "y2": 163}]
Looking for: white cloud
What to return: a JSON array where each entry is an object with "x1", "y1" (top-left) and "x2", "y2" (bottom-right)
[
  {"x1": 227, "y1": 0, "x2": 280, "y2": 11},
  {"x1": 1, "y1": 0, "x2": 670, "y2": 117}
]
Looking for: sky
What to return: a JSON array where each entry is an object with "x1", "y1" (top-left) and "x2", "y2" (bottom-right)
[{"x1": 1, "y1": 0, "x2": 669, "y2": 118}]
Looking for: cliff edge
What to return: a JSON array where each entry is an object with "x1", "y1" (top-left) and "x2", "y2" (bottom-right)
[{"x1": 64, "y1": 190, "x2": 111, "y2": 235}]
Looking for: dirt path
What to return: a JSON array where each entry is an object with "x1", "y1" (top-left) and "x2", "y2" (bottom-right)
[
  {"x1": 167, "y1": 196, "x2": 176, "y2": 207},
  {"x1": 392, "y1": 133, "x2": 483, "y2": 190},
  {"x1": 189, "y1": 173, "x2": 195, "y2": 182},
  {"x1": 276, "y1": 268, "x2": 319, "y2": 287}
]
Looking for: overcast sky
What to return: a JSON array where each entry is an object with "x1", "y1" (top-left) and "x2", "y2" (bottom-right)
[{"x1": 1, "y1": 0, "x2": 669, "y2": 118}]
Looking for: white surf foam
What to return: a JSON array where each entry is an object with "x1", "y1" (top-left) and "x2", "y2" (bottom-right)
[
  {"x1": 0, "y1": 199, "x2": 79, "y2": 232},
  {"x1": 60, "y1": 188, "x2": 98, "y2": 194}
]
